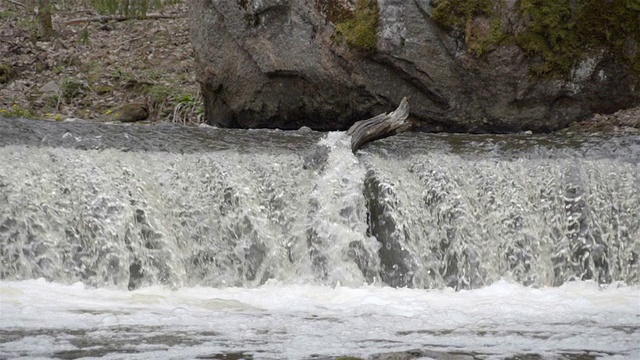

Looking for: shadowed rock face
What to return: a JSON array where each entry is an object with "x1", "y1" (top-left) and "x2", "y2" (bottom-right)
[{"x1": 189, "y1": 0, "x2": 639, "y2": 132}]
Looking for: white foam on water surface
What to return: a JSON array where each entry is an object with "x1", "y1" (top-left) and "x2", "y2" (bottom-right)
[{"x1": 1, "y1": 279, "x2": 638, "y2": 359}]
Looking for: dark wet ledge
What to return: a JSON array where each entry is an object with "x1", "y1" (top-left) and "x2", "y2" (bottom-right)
[
  {"x1": 1, "y1": 117, "x2": 639, "y2": 163},
  {"x1": 0, "y1": 117, "x2": 324, "y2": 154}
]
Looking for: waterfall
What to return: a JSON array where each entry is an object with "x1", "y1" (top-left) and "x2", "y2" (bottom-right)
[
  {"x1": 0, "y1": 118, "x2": 638, "y2": 289},
  {"x1": 363, "y1": 153, "x2": 639, "y2": 289}
]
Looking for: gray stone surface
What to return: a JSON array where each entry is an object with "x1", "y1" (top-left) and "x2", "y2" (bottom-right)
[{"x1": 189, "y1": 0, "x2": 639, "y2": 132}]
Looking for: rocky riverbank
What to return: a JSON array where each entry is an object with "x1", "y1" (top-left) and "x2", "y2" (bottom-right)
[{"x1": 1, "y1": 0, "x2": 638, "y2": 133}]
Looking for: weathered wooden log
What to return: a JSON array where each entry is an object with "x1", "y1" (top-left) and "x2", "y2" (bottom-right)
[{"x1": 347, "y1": 97, "x2": 411, "y2": 153}]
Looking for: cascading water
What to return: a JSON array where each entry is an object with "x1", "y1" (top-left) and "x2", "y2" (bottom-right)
[
  {"x1": 0, "y1": 118, "x2": 638, "y2": 359},
  {"x1": 0, "y1": 124, "x2": 382, "y2": 289},
  {"x1": 363, "y1": 152, "x2": 639, "y2": 289},
  {"x1": 304, "y1": 132, "x2": 381, "y2": 286},
  {"x1": 1, "y1": 120, "x2": 637, "y2": 290}
]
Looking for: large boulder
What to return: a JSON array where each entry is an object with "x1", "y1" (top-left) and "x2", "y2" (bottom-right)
[{"x1": 189, "y1": 0, "x2": 639, "y2": 132}]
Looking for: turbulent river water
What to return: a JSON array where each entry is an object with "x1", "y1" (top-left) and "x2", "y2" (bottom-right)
[{"x1": 0, "y1": 117, "x2": 638, "y2": 359}]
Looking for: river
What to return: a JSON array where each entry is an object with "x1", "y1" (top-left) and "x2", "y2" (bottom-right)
[{"x1": 0, "y1": 118, "x2": 638, "y2": 359}]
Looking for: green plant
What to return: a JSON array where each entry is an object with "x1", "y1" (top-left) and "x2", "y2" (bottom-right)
[
  {"x1": 45, "y1": 112, "x2": 65, "y2": 121},
  {"x1": 335, "y1": 0, "x2": 380, "y2": 51},
  {"x1": 34, "y1": 62, "x2": 47, "y2": 73},
  {"x1": 42, "y1": 94, "x2": 62, "y2": 110},
  {"x1": 0, "y1": 10, "x2": 16, "y2": 20},
  {"x1": 143, "y1": 69, "x2": 163, "y2": 82},
  {"x1": 81, "y1": 60, "x2": 105, "y2": 86},
  {"x1": 0, "y1": 63, "x2": 15, "y2": 84},
  {"x1": 16, "y1": 14, "x2": 39, "y2": 41},
  {"x1": 432, "y1": 0, "x2": 494, "y2": 31},
  {"x1": 61, "y1": 78, "x2": 89, "y2": 101},
  {"x1": 78, "y1": 26, "x2": 91, "y2": 45},
  {"x1": 144, "y1": 84, "x2": 172, "y2": 103},
  {"x1": 0, "y1": 104, "x2": 37, "y2": 119},
  {"x1": 52, "y1": 65, "x2": 66, "y2": 75},
  {"x1": 171, "y1": 92, "x2": 204, "y2": 125},
  {"x1": 111, "y1": 67, "x2": 136, "y2": 84}
]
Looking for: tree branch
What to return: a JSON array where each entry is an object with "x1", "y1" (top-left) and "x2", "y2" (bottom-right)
[
  {"x1": 347, "y1": 97, "x2": 412, "y2": 153},
  {"x1": 65, "y1": 13, "x2": 183, "y2": 25},
  {"x1": 5, "y1": 0, "x2": 27, "y2": 8}
]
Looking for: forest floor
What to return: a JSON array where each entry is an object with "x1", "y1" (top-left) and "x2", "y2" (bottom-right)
[
  {"x1": 0, "y1": 1, "x2": 201, "y2": 124},
  {"x1": 0, "y1": 1, "x2": 638, "y2": 132}
]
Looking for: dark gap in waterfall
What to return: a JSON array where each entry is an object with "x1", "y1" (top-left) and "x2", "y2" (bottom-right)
[
  {"x1": 363, "y1": 169, "x2": 414, "y2": 288},
  {"x1": 128, "y1": 260, "x2": 143, "y2": 290}
]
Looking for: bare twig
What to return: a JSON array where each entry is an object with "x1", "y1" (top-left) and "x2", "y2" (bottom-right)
[
  {"x1": 5, "y1": 0, "x2": 27, "y2": 8},
  {"x1": 65, "y1": 13, "x2": 183, "y2": 25},
  {"x1": 55, "y1": 10, "x2": 98, "y2": 16},
  {"x1": 127, "y1": 35, "x2": 146, "y2": 43},
  {"x1": 4, "y1": 0, "x2": 26, "y2": 8}
]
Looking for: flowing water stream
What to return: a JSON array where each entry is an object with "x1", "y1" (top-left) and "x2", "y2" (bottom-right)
[{"x1": 0, "y1": 118, "x2": 638, "y2": 359}]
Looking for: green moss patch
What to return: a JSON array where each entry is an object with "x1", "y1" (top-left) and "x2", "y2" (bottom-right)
[
  {"x1": 516, "y1": 0, "x2": 639, "y2": 76},
  {"x1": 335, "y1": 0, "x2": 380, "y2": 51},
  {"x1": 432, "y1": 0, "x2": 494, "y2": 30},
  {"x1": 432, "y1": 0, "x2": 640, "y2": 78},
  {"x1": 432, "y1": 0, "x2": 508, "y2": 55}
]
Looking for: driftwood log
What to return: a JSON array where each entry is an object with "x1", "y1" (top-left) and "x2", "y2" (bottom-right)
[{"x1": 347, "y1": 97, "x2": 411, "y2": 153}]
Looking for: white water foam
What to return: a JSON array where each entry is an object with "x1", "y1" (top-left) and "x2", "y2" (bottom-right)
[
  {"x1": 1, "y1": 279, "x2": 638, "y2": 359},
  {"x1": 306, "y1": 132, "x2": 380, "y2": 286}
]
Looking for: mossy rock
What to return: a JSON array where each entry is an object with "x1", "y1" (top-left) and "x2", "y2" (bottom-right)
[
  {"x1": 0, "y1": 63, "x2": 15, "y2": 84},
  {"x1": 516, "y1": 0, "x2": 639, "y2": 77},
  {"x1": 431, "y1": 0, "x2": 494, "y2": 31},
  {"x1": 432, "y1": 0, "x2": 640, "y2": 78},
  {"x1": 432, "y1": 0, "x2": 508, "y2": 56},
  {"x1": 335, "y1": 0, "x2": 380, "y2": 51},
  {"x1": 94, "y1": 85, "x2": 114, "y2": 95},
  {"x1": 110, "y1": 102, "x2": 149, "y2": 122},
  {"x1": 315, "y1": 0, "x2": 353, "y2": 23}
]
